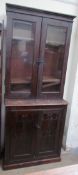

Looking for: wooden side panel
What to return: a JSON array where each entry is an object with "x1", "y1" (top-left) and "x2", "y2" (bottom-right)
[{"x1": 0, "y1": 23, "x2": 2, "y2": 156}]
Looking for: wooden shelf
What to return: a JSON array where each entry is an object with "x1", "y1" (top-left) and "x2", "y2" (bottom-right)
[
  {"x1": 43, "y1": 77, "x2": 60, "y2": 83},
  {"x1": 5, "y1": 99, "x2": 68, "y2": 107},
  {"x1": 11, "y1": 78, "x2": 31, "y2": 84},
  {"x1": 11, "y1": 90, "x2": 30, "y2": 93},
  {"x1": 11, "y1": 77, "x2": 60, "y2": 85},
  {"x1": 43, "y1": 77, "x2": 60, "y2": 88},
  {"x1": 46, "y1": 41, "x2": 64, "y2": 47},
  {"x1": 13, "y1": 37, "x2": 34, "y2": 42}
]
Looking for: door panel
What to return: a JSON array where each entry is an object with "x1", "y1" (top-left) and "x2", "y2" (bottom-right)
[
  {"x1": 11, "y1": 21, "x2": 35, "y2": 94},
  {"x1": 5, "y1": 110, "x2": 39, "y2": 163},
  {"x1": 42, "y1": 25, "x2": 66, "y2": 93},
  {"x1": 37, "y1": 108, "x2": 65, "y2": 159},
  {"x1": 6, "y1": 13, "x2": 42, "y2": 98},
  {"x1": 37, "y1": 18, "x2": 72, "y2": 98},
  {"x1": 4, "y1": 106, "x2": 66, "y2": 165}
]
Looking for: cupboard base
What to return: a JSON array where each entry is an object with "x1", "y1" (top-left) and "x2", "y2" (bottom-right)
[
  {"x1": 3, "y1": 157, "x2": 61, "y2": 170},
  {"x1": 3, "y1": 100, "x2": 67, "y2": 170}
]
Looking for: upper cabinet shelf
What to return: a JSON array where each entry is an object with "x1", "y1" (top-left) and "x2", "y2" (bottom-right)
[
  {"x1": 5, "y1": 4, "x2": 74, "y2": 99},
  {"x1": 13, "y1": 37, "x2": 34, "y2": 41}
]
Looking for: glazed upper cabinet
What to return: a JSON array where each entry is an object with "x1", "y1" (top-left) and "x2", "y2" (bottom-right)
[{"x1": 5, "y1": 5, "x2": 73, "y2": 99}]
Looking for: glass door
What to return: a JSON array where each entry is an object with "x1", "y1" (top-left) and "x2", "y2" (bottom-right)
[
  {"x1": 6, "y1": 13, "x2": 41, "y2": 98},
  {"x1": 37, "y1": 17, "x2": 71, "y2": 98}
]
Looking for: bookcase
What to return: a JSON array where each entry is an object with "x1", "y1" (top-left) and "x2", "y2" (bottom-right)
[{"x1": 3, "y1": 4, "x2": 74, "y2": 169}]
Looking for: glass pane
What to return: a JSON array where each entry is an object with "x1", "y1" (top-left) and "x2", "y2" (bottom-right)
[
  {"x1": 42, "y1": 25, "x2": 66, "y2": 93},
  {"x1": 10, "y1": 21, "x2": 35, "y2": 93}
]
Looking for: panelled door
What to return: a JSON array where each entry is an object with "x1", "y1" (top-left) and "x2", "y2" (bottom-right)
[
  {"x1": 4, "y1": 107, "x2": 66, "y2": 164},
  {"x1": 5, "y1": 110, "x2": 40, "y2": 163},
  {"x1": 36, "y1": 107, "x2": 66, "y2": 159},
  {"x1": 37, "y1": 17, "x2": 72, "y2": 98},
  {"x1": 6, "y1": 12, "x2": 42, "y2": 98}
]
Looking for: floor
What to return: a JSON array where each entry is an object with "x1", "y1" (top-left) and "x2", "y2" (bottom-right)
[
  {"x1": 0, "y1": 149, "x2": 78, "y2": 175},
  {"x1": 24, "y1": 164, "x2": 78, "y2": 175}
]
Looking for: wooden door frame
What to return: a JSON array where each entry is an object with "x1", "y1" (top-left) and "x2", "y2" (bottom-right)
[
  {"x1": 5, "y1": 12, "x2": 42, "y2": 99},
  {"x1": 37, "y1": 17, "x2": 72, "y2": 99}
]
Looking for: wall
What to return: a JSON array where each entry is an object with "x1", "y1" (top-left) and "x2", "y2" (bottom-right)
[
  {"x1": 0, "y1": 0, "x2": 78, "y2": 149},
  {"x1": 66, "y1": 64, "x2": 78, "y2": 148},
  {"x1": 0, "y1": 0, "x2": 78, "y2": 17},
  {"x1": 63, "y1": 17, "x2": 78, "y2": 148}
]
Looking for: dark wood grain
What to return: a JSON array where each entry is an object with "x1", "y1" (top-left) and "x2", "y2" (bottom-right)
[
  {"x1": 0, "y1": 23, "x2": 2, "y2": 100},
  {"x1": 0, "y1": 23, "x2": 2, "y2": 156},
  {"x1": 5, "y1": 99, "x2": 68, "y2": 107},
  {"x1": 5, "y1": 12, "x2": 42, "y2": 98},
  {"x1": 3, "y1": 4, "x2": 74, "y2": 170},
  {"x1": 5, "y1": 4, "x2": 74, "y2": 99},
  {"x1": 3, "y1": 105, "x2": 66, "y2": 170},
  {"x1": 37, "y1": 17, "x2": 73, "y2": 98},
  {"x1": 3, "y1": 157, "x2": 61, "y2": 170}
]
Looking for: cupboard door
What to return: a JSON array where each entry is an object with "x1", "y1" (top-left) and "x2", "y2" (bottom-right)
[
  {"x1": 37, "y1": 108, "x2": 66, "y2": 159},
  {"x1": 4, "y1": 110, "x2": 38, "y2": 163},
  {"x1": 6, "y1": 13, "x2": 41, "y2": 98},
  {"x1": 37, "y1": 18, "x2": 72, "y2": 98}
]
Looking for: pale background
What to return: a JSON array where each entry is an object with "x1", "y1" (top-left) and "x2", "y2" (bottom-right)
[{"x1": 0, "y1": 0, "x2": 78, "y2": 150}]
